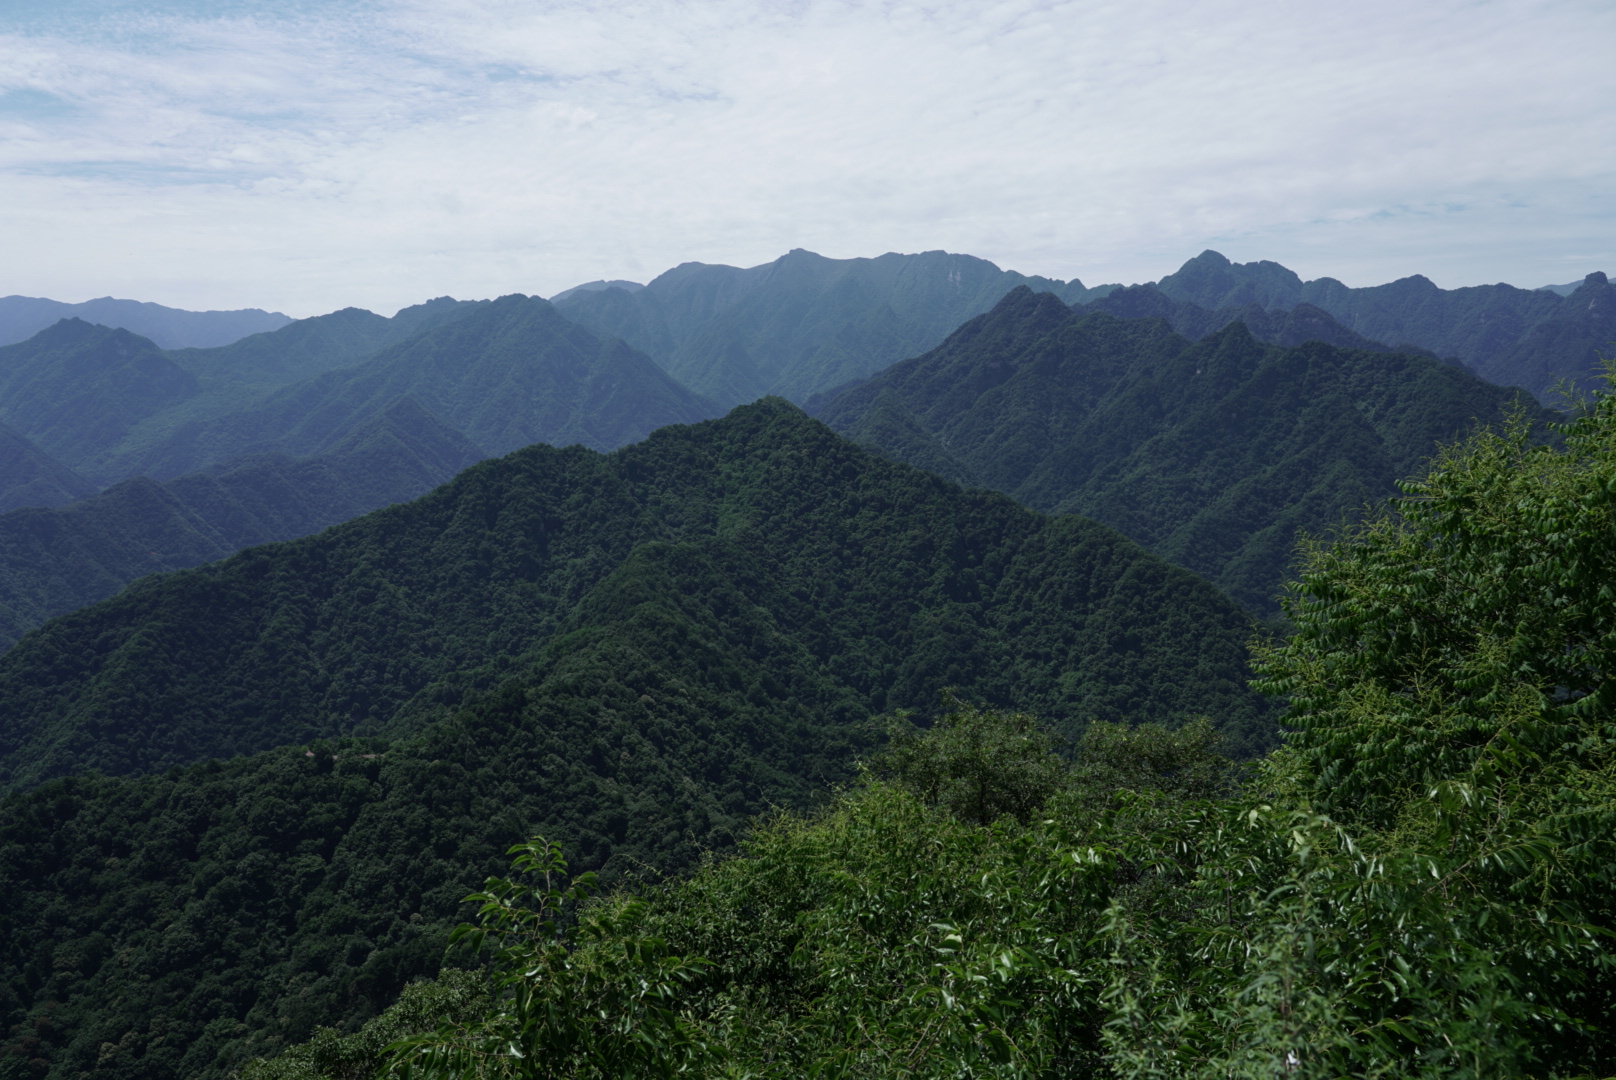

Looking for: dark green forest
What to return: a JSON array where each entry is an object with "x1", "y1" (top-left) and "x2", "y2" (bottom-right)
[
  {"x1": 0, "y1": 401, "x2": 1273, "y2": 1080},
  {"x1": 0, "y1": 397, "x2": 484, "y2": 652},
  {"x1": 0, "y1": 247, "x2": 1609, "y2": 1080},
  {"x1": 815, "y1": 287, "x2": 1556, "y2": 613},
  {"x1": 250, "y1": 362, "x2": 1616, "y2": 1080}
]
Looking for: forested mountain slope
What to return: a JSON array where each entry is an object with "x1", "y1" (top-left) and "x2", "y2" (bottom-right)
[
  {"x1": 93, "y1": 294, "x2": 720, "y2": 483},
  {"x1": 1152, "y1": 250, "x2": 1614, "y2": 400},
  {"x1": 815, "y1": 288, "x2": 1554, "y2": 614},
  {"x1": 0, "y1": 400, "x2": 1270, "y2": 795},
  {"x1": 165, "y1": 297, "x2": 485, "y2": 390},
  {"x1": 552, "y1": 248, "x2": 1116, "y2": 407},
  {"x1": 0, "y1": 422, "x2": 96, "y2": 513},
  {"x1": 0, "y1": 400, "x2": 1271, "y2": 1080},
  {"x1": 0, "y1": 298, "x2": 485, "y2": 489},
  {"x1": 0, "y1": 398, "x2": 484, "y2": 653},
  {"x1": 1080, "y1": 286, "x2": 1405, "y2": 354},
  {"x1": 0, "y1": 294, "x2": 291, "y2": 349},
  {"x1": 0, "y1": 320, "x2": 202, "y2": 485}
]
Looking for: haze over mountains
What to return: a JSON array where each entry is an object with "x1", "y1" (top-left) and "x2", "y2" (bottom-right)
[
  {"x1": 549, "y1": 248, "x2": 1114, "y2": 407},
  {"x1": 0, "y1": 295, "x2": 292, "y2": 350},
  {"x1": 0, "y1": 245, "x2": 1610, "y2": 1080}
]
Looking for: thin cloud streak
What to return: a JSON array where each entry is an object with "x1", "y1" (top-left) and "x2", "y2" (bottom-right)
[{"x1": 0, "y1": 0, "x2": 1611, "y2": 316}]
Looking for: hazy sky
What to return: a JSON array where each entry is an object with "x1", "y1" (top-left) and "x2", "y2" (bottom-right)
[{"x1": 2, "y1": 0, "x2": 1612, "y2": 317}]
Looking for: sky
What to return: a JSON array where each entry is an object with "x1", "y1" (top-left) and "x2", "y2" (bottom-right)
[{"x1": 1, "y1": 0, "x2": 1613, "y2": 318}]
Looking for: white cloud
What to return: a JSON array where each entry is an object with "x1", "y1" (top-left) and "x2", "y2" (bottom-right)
[{"x1": 0, "y1": 0, "x2": 1612, "y2": 316}]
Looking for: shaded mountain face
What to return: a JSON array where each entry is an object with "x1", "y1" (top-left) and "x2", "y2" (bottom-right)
[
  {"x1": 1469, "y1": 272, "x2": 1616, "y2": 402},
  {"x1": 552, "y1": 248, "x2": 1118, "y2": 408},
  {"x1": 0, "y1": 299, "x2": 485, "y2": 487},
  {"x1": 96, "y1": 293, "x2": 722, "y2": 482},
  {"x1": 0, "y1": 400, "x2": 1271, "y2": 1080},
  {"x1": 1082, "y1": 286, "x2": 1399, "y2": 354},
  {"x1": 166, "y1": 297, "x2": 485, "y2": 389},
  {"x1": 814, "y1": 288, "x2": 1555, "y2": 615},
  {"x1": 0, "y1": 422, "x2": 96, "y2": 513},
  {"x1": 0, "y1": 397, "x2": 485, "y2": 653},
  {"x1": 0, "y1": 294, "x2": 292, "y2": 349},
  {"x1": 0, "y1": 320, "x2": 202, "y2": 478},
  {"x1": 1152, "y1": 250, "x2": 1606, "y2": 401},
  {"x1": 0, "y1": 400, "x2": 1271, "y2": 796}
]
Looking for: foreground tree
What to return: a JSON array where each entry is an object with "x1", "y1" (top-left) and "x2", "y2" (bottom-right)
[{"x1": 1102, "y1": 386, "x2": 1616, "y2": 1077}]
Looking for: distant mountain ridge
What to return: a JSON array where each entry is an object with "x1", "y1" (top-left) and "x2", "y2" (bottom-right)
[
  {"x1": 552, "y1": 248, "x2": 1117, "y2": 407},
  {"x1": 0, "y1": 422, "x2": 96, "y2": 513},
  {"x1": 0, "y1": 294, "x2": 291, "y2": 349},
  {"x1": 815, "y1": 287, "x2": 1556, "y2": 614},
  {"x1": 94, "y1": 294, "x2": 720, "y2": 483},
  {"x1": 0, "y1": 397, "x2": 485, "y2": 653},
  {"x1": 1149, "y1": 251, "x2": 1615, "y2": 401},
  {"x1": 0, "y1": 296, "x2": 722, "y2": 658}
]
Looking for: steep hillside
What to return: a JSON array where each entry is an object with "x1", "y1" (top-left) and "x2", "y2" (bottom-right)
[
  {"x1": 0, "y1": 398, "x2": 484, "y2": 653},
  {"x1": 0, "y1": 422, "x2": 96, "y2": 513},
  {"x1": 0, "y1": 399, "x2": 1270, "y2": 795},
  {"x1": 0, "y1": 295, "x2": 291, "y2": 349},
  {"x1": 1469, "y1": 272, "x2": 1616, "y2": 399},
  {"x1": 0, "y1": 400, "x2": 1272, "y2": 1080},
  {"x1": 0, "y1": 299, "x2": 485, "y2": 487},
  {"x1": 1152, "y1": 250, "x2": 1611, "y2": 400},
  {"x1": 0, "y1": 320, "x2": 202, "y2": 480},
  {"x1": 815, "y1": 288, "x2": 1554, "y2": 614},
  {"x1": 552, "y1": 248, "x2": 1115, "y2": 407}
]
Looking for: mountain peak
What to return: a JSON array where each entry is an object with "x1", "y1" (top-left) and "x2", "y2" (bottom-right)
[{"x1": 1188, "y1": 249, "x2": 1233, "y2": 268}]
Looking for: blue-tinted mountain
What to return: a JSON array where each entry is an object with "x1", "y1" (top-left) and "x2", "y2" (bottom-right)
[
  {"x1": 0, "y1": 294, "x2": 291, "y2": 349},
  {"x1": 0, "y1": 298, "x2": 484, "y2": 486},
  {"x1": 167, "y1": 296, "x2": 485, "y2": 389},
  {"x1": 98, "y1": 294, "x2": 721, "y2": 482},
  {"x1": 1468, "y1": 272, "x2": 1616, "y2": 401},
  {"x1": 1081, "y1": 285, "x2": 1400, "y2": 354},
  {"x1": 1151, "y1": 250, "x2": 1611, "y2": 401},
  {"x1": 552, "y1": 248, "x2": 1117, "y2": 407},
  {"x1": 0, "y1": 422, "x2": 97, "y2": 513},
  {"x1": 814, "y1": 287, "x2": 1555, "y2": 614},
  {"x1": 0, "y1": 320, "x2": 202, "y2": 482},
  {"x1": 0, "y1": 397, "x2": 484, "y2": 654}
]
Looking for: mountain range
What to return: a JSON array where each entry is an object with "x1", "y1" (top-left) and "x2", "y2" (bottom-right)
[
  {"x1": 0, "y1": 295, "x2": 291, "y2": 350},
  {"x1": 0, "y1": 401, "x2": 1271, "y2": 1078},
  {"x1": 0, "y1": 244, "x2": 1609, "y2": 1080},
  {"x1": 813, "y1": 287, "x2": 1554, "y2": 614},
  {"x1": 550, "y1": 248, "x2": 1115, "y2": 407},
  {"x1": 1148, "y1": 251, "x2": 1616, "y2": 402}
]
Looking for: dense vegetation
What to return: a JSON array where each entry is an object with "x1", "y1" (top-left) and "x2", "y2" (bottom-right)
[
  {"x1": 1154, "y1": 250, "x2": 1616, "y2": 401},
  {"x1": 551, "y1": 248, "x2": 1115, "y2": 407},
  {"x1": 0, "y1": 400, "x2": 1270, "y2": 794},
  {"x1": 815, "y1": 287, "x2": 1555, "y2": 614},
  {"x1": 0, "y1": 401, "x2": 1272, "y2": 1080},
  {"x1": 0, "y1": 423, "x2": 94, "y2": 513},
  {"x1": 0, "y1": 296, "x2": 724, "y2": 651},
  {"x1": 0, "y1": 397, "x2": 484, "y2": 652},
  {"x1": 249, "y1": 365, "x2": 1616, "y2": 1080}
]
